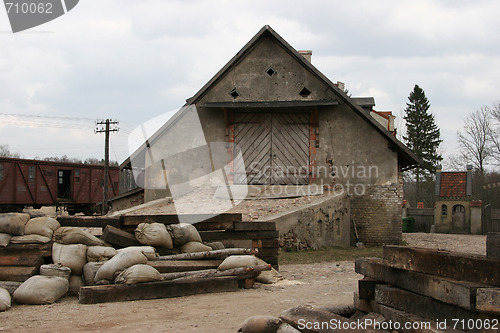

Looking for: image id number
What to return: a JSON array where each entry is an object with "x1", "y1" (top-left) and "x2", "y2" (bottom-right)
[{"x1": 5, "y1": 2, "x2": 53, "y2": 14}]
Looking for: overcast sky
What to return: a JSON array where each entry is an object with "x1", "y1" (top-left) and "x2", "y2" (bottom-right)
[{"x1": 1, "y1": 0, "x2": 499, "y2": 167}]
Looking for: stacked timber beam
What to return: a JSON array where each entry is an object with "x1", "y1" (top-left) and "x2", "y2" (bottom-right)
[
  {"x1": 0, "y1": 242, "x2": 51, "y2": 282},
  {"x1": 58, "y1": 213, "x2": 280, "y2": 269},
  {"x1": 355, "y1": 245, "x2": 500, "y2": 332}
]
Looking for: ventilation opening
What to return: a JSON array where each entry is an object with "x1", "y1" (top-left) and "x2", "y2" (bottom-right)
[
  {"x1": 299, "y1": 87, "x2": 311, "y2": 97},
  {"x1": 266, "y1": 67, "x2": 276, "y2": 77},
  {"x1": 229, "y1": 88, "x2": 240, "y2": 99}
]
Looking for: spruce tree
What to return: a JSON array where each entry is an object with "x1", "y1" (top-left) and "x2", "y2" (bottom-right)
[{"x1": 403, "y1": 84, "x2": 443, "y2": 189}]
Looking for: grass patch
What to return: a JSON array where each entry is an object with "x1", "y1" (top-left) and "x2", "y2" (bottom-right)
[{"x1": 279, "y1": 246, "x2": 383, "y2": 265}]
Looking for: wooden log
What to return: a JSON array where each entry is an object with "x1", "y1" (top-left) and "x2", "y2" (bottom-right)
[
  {"x1": 78, "y1": 276, "x2": 240, "y2": 304},
  {"x1": 0, "y1": 281, "x2": 22, "y2": 295},
  {"x1": 168, "y1": 264, "x2": 271, "y2": 281},
  {"x1": 487, "y1": 232, "x2": 500, "y2": 259},
  {"x1": 121, "y1": 213, "x2": 242, "y2": 226},
  {"x1": 101, "y1": 225, "x2": 141, "y2": 248},
  {"x1": 476, "y1": 288, "x2": 500, "y2": 315},
  {"x1": 240, "y1": 278, "x2": 255, "y2": 289},
  {"x1": 233, "y1": 221, "x2": 276, "y2": 231},
  {"x1": 155, "y1": 248, "x2": 257, "y2": 260},
  {"x1": 199, "y1": 230, "x2": 279, "y2": 241},
  {"x1": 147, "y1": 260, "x2": 222, "y2": 273},
  {"x1": 375, "y1": 285, "x2": 498, "y2": 323},
  {"x1": 358, "y1": 277, "x2": 382, "y2": 301},
  {"x1": 0, "y1": 254, "x2": 44, "y2": 267},
  {"x1": 383, "y1": 245, "x2": 500, "y2": 287},
  {"x1": 57, "y1": 216, "x2": 121, "y2": 228},
  {"x1": 0, "y1": 266, "x2": 38, "y2": 282},
  {"x1": 356, "y1": 257, "x2": 488, "y2": 310}
]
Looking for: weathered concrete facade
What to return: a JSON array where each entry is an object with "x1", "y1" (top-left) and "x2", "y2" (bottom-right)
[{"x1": 123, "y1": 26, "x2": 419, "y2": 246}]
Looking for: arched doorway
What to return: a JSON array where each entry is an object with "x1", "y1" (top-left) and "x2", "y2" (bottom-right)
[{"x1": 452, "y1": 204, "x2": 467, "y2": 233}]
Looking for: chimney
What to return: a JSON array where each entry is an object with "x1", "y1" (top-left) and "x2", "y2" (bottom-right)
[
  {"x1": 435, "y1": 165, "x2": 442, "y2": 197},
  {"x1": 466, "y1": 164, "x2": 473, "y2": 196},
  {"x1": 336, "y1": 81, "x2": 345, "y2": 91},
  {"x1": 298, "y1": 50, "x2": 312, "y2": 63}
]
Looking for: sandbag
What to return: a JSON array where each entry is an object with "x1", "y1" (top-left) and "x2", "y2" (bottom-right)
[
  {"x1": 53, "y1": 227, "x2": 104, "y2": 246},
  {"x1": 10, "y1": 234, "x2": 51, "y2": 244},
  {"x1": 114, "y1": 264, "x2": 163, "y2": 284},
  {"x1": 87, "y1": 246, "x2": 117, "y2": 262},
  {"x1": 218, "y1": 255, "x2": 258, "y2": 271},
  {"x1": 240, "y1": 315, "x2": 282, "y2": 333},
  {"x1": 68, "y1": 275, "x2": 84, "y2": 296},
  {"x1": 180, "y1": 241, "x2": 212, "y2": 253},
  {"x1": 13, "y1": 275, "x2": 68, "y2": 305},
  {"x1": 0, "y1": 287, "x2": 11, "y2": 312},
  {"x1": 116, "y1": 246, "x2": 157, "y2": 260},
  {"x1": 167, "y1": 223, "x2": 202, "y2": 247},
  {"x1": 40, "y1": 263, "x2": 71, "y2": 279},
  {"x1": 135, "y1": 223, "x2": 173, "y2": 249},
  {"x1": 255, "y1": 258, "x2": 283, "y2": 284},
  {"x1": 24, "y1": 216, "x2": 60, "y2": 238},
  {"x1": 0, "y1": 233, "x2": 12, "y2": 247},
  {"x1": 94, "y1": 250, "x2": 147, "y2": 283},
  {"x1": 52, "y1": 242, "x2": 87, "y2": 276},
  {"x1": 0, "y1": 213, "x2": 30, "y2": 236},
  {"x1": 205, "y1": 241, "x2": 225, "y2": 250},
  {"x1": 83, "y1": 262, "x2": 105, "y2": 286}
]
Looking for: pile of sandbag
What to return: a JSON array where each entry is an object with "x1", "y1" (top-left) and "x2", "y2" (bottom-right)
[{"x1": 0, "y1": 213, "x2": 61, "y2": 247}]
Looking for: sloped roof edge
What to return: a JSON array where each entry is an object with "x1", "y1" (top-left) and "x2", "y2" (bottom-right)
[{"x1": 184, "y1": 25, "x2": 420, "y2": 169}]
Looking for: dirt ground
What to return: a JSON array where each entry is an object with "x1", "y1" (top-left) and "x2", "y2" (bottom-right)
[{"x1": 0, "y1": 233, "x2": 487, "y2": 333}]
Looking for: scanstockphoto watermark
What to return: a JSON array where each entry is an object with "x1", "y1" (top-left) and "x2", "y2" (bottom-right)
[
  {"x1": 297, "y1": 318, "x2": 434, "y2": 331},
  {"x1": 247, "y1": 162, "x2": 380, "y2": 196},
  {"x1": 3, "y1": 0, "x2": 79, "y2": 33}
]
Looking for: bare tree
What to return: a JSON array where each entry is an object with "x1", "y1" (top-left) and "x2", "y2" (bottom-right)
[
  {"x1": 489, "y1": 101, "x2": 500, "y2": 165},
  {"x1": 457, "y1": 106, "x2": 492, "y2": 174},
  {"x1": 0, "y1": 145, "x2": 21, "y2": 158}
]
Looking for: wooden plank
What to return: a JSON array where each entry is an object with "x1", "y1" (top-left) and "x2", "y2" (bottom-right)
[
  {"x1": 0, "y1": 254, "x2": 43, "y2": 267},
  {"x1": 0, "y1": 242, "x2": 52, "y2": 257},
  {"x1": 0, "y1": 266, "x2": 38, "y2": 282},
  {"x1": 373, "y1": 303, "x2": 464, "y2": 333},
  {"x1": 121, "y1": 213, "x2": 242, "y2": 226},
  {"x1": 356, "y1": 257, "x2": 487, "y2": 310},
  {"x1": 358, "y1": 277, "x2": 381, "y2": 301},
  {"x1": 375, "y1": 285, "x2": 498, "y2": 324},
  {"x1": 101, "y1": 225, "x2": 141, "y2": 248},
  {"x1": 257, "y1": 247, "x2": 279, "y2": 257},
  {"x1": 199, "y1": 230, "x2": 279, "y2": 241},
  {"x1": 383, "y1": 246, "x2": 500, "y2": 287},
  {"x1": 233, "y1": 221, "x2": 276, "y2": 231},
  {"x1": 476, "y1": 288, "x2": 500, "y2": 315},
  {"x1": 78, "y1": 276, "x2": 239, "y2": 304},
  {"x1": 252, "y1": 239, "x2": 280, "y2": 248},
  {"x1": 57, "y1": 216, "x2": 121, "y2": 228},
  {"x1": 487, "y1": 232, "x2": 500, "y2": 259},
  {"x1": 147, "y1": 260, "x2": 222, "y2": 273}
]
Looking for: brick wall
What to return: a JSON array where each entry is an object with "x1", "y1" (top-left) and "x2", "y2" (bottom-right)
[{"x1": 350, "y1": 177, "x2": 403, "y2": 246}]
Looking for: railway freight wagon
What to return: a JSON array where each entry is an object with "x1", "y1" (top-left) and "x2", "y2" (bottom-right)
[{"x1": 0, "y1": 157, "x2": 119, "y2": 215}]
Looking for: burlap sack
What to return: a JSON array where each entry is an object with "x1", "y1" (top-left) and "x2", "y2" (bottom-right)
[
  {"x1": 114, "y1": 264, "x2": 163, "y2": 284},
  {"x1": 94, "y1": 250, "x2": 147, "y2": 283},
  {"x1": 116, "y1": 246, "x2": 157, "y2": 260},
  {"x1": 13, "y1": 275, "x2": 68, "y2": 305},
  {"x1": 0, "y1": 287, "x2": 11, "y2": 312},
  {"x1": 180, "y1": 241, "x2": 212, "y2": 253},
  {"x1": 53, "y1": 227, "x2": 104, "y2": 246},
  {"x1": 24, "y1": 216, "x2": 60, "y2": 238},
  {"x1": 52, "y1": 243, "x2": 87, "y2": 276},
  {"x1": 218, "y1": 255, "x2": 258, "y2": 271},
  {"x1": 167, "y1": 223, "x2": 202, "y2": 247},
  {"x1": 0, "y1": 213, "x2": 30, "y2": 236},
  {"x1": 87, "y1": 246, "x2": 117, "y2": 262},
  {"x1": 135, "y1": 223, "x2": 173, "y2": 249}
]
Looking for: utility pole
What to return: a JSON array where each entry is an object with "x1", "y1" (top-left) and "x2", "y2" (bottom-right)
[{"x1": 95, "y1": 119, "x2": 119, "y2": 214}]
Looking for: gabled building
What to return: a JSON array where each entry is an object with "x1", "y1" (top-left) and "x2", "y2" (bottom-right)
[
  {"x1": 434, "y1": 165, "x2": 482, "y2": 234},
  {"x1": 122, "y1": 25, "x2": 420, "y2": 245}
]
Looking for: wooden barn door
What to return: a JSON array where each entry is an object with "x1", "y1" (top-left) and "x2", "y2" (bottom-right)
[{"x1": 233, "y1": 111, "x2": 309, "y2": 185}]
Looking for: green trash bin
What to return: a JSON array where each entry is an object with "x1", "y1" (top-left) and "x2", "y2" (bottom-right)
[{"x1": 402, "y1": 217, "x2": 415, "y2": 233}]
